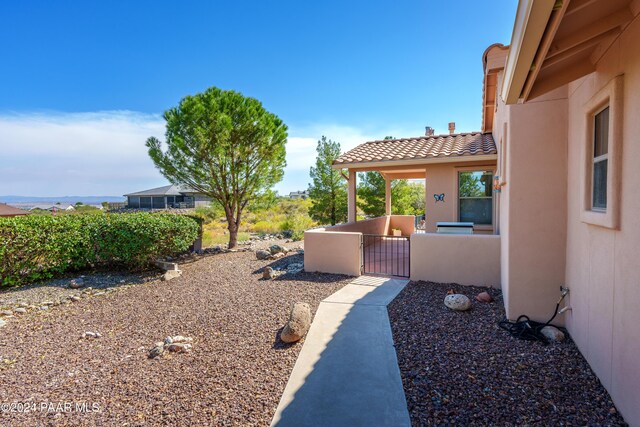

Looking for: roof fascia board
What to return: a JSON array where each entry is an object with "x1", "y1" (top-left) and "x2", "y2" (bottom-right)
[
  {"x1": 331, "y1": 154, "x2": 498, "y2": 170},
  {"x1": 501, "y1": 0, "x2": 556, "y2": 104}
]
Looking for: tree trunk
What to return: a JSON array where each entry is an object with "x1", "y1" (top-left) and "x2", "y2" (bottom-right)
[{"x1": 228, "y1": 220, "x2": 238, "y2": 249}]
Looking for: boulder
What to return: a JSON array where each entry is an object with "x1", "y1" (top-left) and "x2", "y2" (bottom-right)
[
  {"x1": 280, "y1": 302, "x2": 312, "y2": 343},
  {"x1": 263, "y1": 267, "x2": 275, "y2": 280},
  {"x1": 476, "y1": 291, "x2": 493, "y2": 303},
  {"x1": 541, "y1": 326, "x2": 565, "y2": 342},
  {"x1": 270, "y1": 244, "x2": 288, "y2": 255},
  {"x1": 271, "y1": 252, "x2": 285, "y2": 260},
  {"x1": 444, "y1": 294, "x2": 472, "y2": 311},
  {"x1": 256, "y1": 250, "x2": 272, "y2": 260},
  {"x1": 162, "y1": 270, "x2": 182, "y2": 281},
  {"x1": 14, "y1": 308, "x2": 27, "y2": 314}
]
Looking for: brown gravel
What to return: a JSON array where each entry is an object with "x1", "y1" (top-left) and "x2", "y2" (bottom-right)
[
  {"x1": 388, "y1": 281, "x2": 628, "y2": 426},
  {"x1": 0, "y1": 250, "x2": 350, "y2": 426}
]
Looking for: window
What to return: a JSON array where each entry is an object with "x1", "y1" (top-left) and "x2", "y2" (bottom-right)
[
  {"x1": 592, "y1": 107, "x2": 609, "y2": 210},
  {"x1": 581, "y1": 75, "x2": 622, "y2": 229},
  {"x1": 458, "y1": 170, "x2": 493, "y2": 225}
]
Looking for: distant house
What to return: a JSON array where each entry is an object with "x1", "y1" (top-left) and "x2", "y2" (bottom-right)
[
  {"x1": 29, "y1": 204, "x2": 75, "y2": 212},
  {"x1": 0, "y1": 203, "x2": 30, "y2": 217},
  {"x1": 124, "y1": 185, "x2": 212, "y2": 209},
  {"x1": 288, "y1": 190, "x2": 309, "y2": 200}
]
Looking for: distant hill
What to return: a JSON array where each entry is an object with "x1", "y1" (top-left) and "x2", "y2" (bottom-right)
[{"x1": 0, "y1": 195, "x2": 125, "y2": 205}]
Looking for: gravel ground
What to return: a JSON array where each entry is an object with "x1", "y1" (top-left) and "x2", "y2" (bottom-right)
[
  {"x1": 0, "y1": 248, "x2": 349, "y2": 426},
  {"x1": 388, "y1": 281, "x2": 627, "y2": 426}
]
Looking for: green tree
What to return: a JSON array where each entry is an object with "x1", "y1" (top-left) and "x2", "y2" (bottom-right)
[
  {"x1": 308, "y1": 136, "x2": 348, "y2": 225},
  {"x1": 357, "y1": 172, "x2": 415, "y2": 216},
  {"x1": 146, "y1": 87, "x2": 288, "y2": 249}
]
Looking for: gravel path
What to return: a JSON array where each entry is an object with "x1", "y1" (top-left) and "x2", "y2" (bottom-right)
[
  {"x1": 0, "y1": 250, "x2": 350, "y2": 426},
  {"x1": 388, "y1": 281, "x2": 627, "y2": 426}
]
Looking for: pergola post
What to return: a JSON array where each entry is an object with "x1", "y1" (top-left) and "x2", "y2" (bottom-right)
[
  {"x1": 385, "y1": 176, "x2": 391, "y2": 216},
  {"x1": 348, "y1": 169, "x2": 357, "y2": 223}
]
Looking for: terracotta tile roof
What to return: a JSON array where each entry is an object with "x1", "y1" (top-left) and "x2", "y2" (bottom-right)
[{"x1": 333, "y1": 132, "x2": 496, "y2": 166}]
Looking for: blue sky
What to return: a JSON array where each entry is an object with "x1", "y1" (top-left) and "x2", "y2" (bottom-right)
[{"x1": 0, "y1": 1, "x2": 517, "y2": 197}]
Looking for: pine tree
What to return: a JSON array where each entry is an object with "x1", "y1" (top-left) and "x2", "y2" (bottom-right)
[{"x1": 308, "y1": 136, "x2": 348, "y2": 225}]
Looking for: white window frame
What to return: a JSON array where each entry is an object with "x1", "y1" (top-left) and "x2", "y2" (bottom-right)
[{"x1": 581, "y1": 75, "x2": 623, "y2": 229}]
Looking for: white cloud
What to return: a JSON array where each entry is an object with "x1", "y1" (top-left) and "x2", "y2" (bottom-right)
[
  {"x1": 0, "y1": 111, "x2": 167, "y2": 196},
  {"x1": 0, "y1": 110, "x2": 420, "y2": 197}
]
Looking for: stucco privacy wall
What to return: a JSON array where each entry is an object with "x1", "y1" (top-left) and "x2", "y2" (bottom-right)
[
  {"x1": 303, "y1": 229, "x2": 361, "y2": 276},
  {"x1": 388, "y1": 215, "x2": 415, "y2": 236},
  {"x1": 410, "y1": 233, "x2": 501, "y2": 287},
  {"x1": 493, "y1": 85, "x2": 569, "y2": 324},
  {"x1": 563, "y1": 17, "x2": 640, "y2": 423},
  {"x1": 327, "y1": 216, "x2": 388, "y2": 235}
]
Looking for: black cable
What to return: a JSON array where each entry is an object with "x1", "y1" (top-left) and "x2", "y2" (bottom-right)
[{"x1": 498, "y1": 300, "x2": 563, "y2": 345}]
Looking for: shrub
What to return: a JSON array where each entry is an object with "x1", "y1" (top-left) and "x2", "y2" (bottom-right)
[
  {"x1": 0, "y1": 213, "x2": 200, "y2": 287},
  {"x1": 280, "y1": 213, "x2": 315, "y2": 241},
  {"x1": 251, "y1": 220, "x2": 281, "y2": 235}
]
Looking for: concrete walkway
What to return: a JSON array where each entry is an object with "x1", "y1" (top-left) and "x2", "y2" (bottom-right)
[{"x1": 271, "y1": 275, "x2": 411, "y2": 427}]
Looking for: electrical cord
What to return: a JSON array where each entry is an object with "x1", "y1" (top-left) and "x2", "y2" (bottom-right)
[{"x1": 498, "y1": 290, "x2": 568, "y2": 345}]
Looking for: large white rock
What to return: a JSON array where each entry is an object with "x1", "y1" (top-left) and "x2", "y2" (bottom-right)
[
  {"x1": 541, "y1": 326, "x2": 565, "y2": 342},
  {"x1": 444, "y1": 294, "x2": 472, "y2": 311}
]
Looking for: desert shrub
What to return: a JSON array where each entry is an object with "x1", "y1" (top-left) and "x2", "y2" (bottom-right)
[
  {"x1": 280, "y1": 214, "x2": 314, "y2": 241},
  {"x1": 251, "y1": 220, "x2": 281, "y2": 235},
  {"x1": 0, "y1": 213, "x2": 200, "y2": 287}
]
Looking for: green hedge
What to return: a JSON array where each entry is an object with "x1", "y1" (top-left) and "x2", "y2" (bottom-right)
[{"x1": 0, "y1": 213, "x2": 200, "y2": 287}]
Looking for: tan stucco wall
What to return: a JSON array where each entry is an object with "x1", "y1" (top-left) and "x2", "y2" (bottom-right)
[
  {"x1": 493, "y1": 83, "x2": 569, "y2": 324},
  {"x1": 410, "y1": 233, "x2": 501, "y2": 287},
  {"x1": 423, "y1": 160, "x2": 497, "y2": 233},
  {"x1": 327, "y1": 216, "x2": 388, "y2": 235},
  {"x1": 561, "y1": 18, "x2": 640, "y2": 423},
  {"x1": 303, "y1": 229, "x2": 361, "y2": 276},
  {"x1": 493, "y1": 16, "x2": 640, "y2": 423},
  {"x1": 388, "y1": 215, "x2": 415, "y2": 236}
]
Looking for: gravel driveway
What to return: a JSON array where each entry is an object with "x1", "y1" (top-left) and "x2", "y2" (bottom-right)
[
  {"x1": 388, "y1": 281, "x2": 627, "y2": 426},
  {"x1": 0, "y1": 250, "x2": 350, "y2": 426}
]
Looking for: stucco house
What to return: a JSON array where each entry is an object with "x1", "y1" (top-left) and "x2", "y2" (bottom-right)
[
  {"x1": 304, "y1": 0, "x2": 640, "y2": 423},
  {"x1": 124, "y1": 185, "x2": 212, "y2": 209}
]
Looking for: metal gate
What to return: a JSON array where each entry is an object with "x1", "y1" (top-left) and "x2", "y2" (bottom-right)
[{"x1": 361, "y1": 234, "x2": 410, "y2": 277}]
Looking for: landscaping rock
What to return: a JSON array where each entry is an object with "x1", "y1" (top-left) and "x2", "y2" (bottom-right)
[
  {"x1": 271, "y1": 252, "x2": 285, "y2": 260},
  {"x1": 0, "y1": 310, "x2": 13, "y2": 317},
  {"x1": 256, "y1": 250, "x2": 272, "y2": 260},
  {"x1": 162, "y1": 270, "x2": 182, "y2": 281},
  {"x1": 280, "y1": 302, "x2": 312, "y2": 343},
  {"x1": 263, "y1": 267, "x2": 275, "y2": 280},
  {"x1": 18, "y1": 302, "x2": 29, "y2": 308},
  {"x1": 164, "y1": 336, "x2": 173, "y2": 345},
  {"x1": 70, "y1": 296, "x2": 81, "y2": 302},
  {"x1": 84, "y1": 331, "x2": 101, "y2": 339},
  {"x1": 14, "y1": 308, "x2": 27, "y2": 314},
  {"x1": 0, "y1": 319, "x2": 6, "y2": 328},
  {"x1": 541, "y1": 326, "x2": 565, "y2": 342},
  {"x1": 38, "y1": 305, "x2": 50, "y2": 311},
  {"x1": 41, "y1": 301, "x2": 54, "y2": 306},
  {"x1": 148, "y1": 342, "x2": 165, "y2": 359},
  {"x1": 167, "y1": 343, "x2": 192, "y2": 353},
  {"x1": 69, "y1": 278, "x2": 84, "y2": 289},
  {"x1": 155, "y1": 260, "x2": 179, "y2": 271},
  {"x1": 444, "y1": 294, "x2": 472, "y2": 311},
  {"x1": 171, "y1": 335, "x2": 192, "y2": 343},
  {"x1": 269, "y1": 244, "x2": 288, "y2": 255},
  {"x1": 476, "y1": 291, "x2": 493, "y2": 303}
]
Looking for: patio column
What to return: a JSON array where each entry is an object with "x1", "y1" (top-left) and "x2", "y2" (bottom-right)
[
  {"x1": 385, "y1": 176, "x2": 391, "y2": 216},
  {"x1": 348, "y1": 169, "x2": 357, "y2": 223}
]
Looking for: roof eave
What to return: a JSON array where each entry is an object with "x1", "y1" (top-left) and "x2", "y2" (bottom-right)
[
  {"x1": 331, "y1": 154, "x2": 498, "y2": 170},
  {"x1": 501, "y1": 0, "x2": 556, "y2": 105}
]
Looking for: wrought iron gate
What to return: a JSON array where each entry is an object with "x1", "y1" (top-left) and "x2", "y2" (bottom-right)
[{"x1": 361, "y1": 234, "x2": 410, "y2": 277}]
